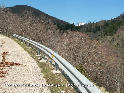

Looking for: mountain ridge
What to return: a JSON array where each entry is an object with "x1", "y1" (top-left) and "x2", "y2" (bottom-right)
[{"x1": 7, "y1": 5, "x2": 69, "y2": 26}]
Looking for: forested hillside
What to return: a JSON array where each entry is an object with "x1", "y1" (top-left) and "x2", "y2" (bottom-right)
[{"x1": 0, "y1": 5, "x2": 123, "y2": 93}]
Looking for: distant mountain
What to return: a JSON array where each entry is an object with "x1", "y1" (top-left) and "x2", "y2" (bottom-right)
[
  {"x1": 7, "y1": 5, "x2": 69, "y2": 25},
  {"x1": 77, "y1": 13, "x2": 124, "y2": 38}
]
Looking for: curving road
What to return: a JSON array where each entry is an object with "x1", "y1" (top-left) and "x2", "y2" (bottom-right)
[{"x1": 0, "y1": 34, "x2": 51, "y2": 93}]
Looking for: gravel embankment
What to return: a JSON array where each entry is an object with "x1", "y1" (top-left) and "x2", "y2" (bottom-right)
[{"x1": 0, "y1": 35, "x2": 51, "y2": 93}]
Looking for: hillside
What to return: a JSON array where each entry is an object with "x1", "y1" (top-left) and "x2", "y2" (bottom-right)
[
  {"x1": 0, "y1": 5, "x2": 123, "y2": 93},
  {"x1": 7, "y1": 5, "x2": 69, "y2": 25},
  {"x1": 76, "y1": 13, "x2": 124, "y2": 38}
]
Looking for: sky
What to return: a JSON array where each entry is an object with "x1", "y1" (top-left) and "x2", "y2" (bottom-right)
[{"x1": 0, "y1": 0, "x2": 124, "y2": 24}]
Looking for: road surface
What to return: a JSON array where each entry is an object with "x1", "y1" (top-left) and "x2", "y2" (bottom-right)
[{"x1": 0, "y1": 34, "x2": 51, "y2": 93}]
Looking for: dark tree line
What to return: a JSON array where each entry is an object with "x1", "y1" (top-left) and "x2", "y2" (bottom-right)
[{"x1": 56, "y1": 13, "x2": 124, "y2": 38}]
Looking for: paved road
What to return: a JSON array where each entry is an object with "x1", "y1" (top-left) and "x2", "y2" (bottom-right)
[{"x1": 0, "y1": 35, "x2": 51, "y2": 93}]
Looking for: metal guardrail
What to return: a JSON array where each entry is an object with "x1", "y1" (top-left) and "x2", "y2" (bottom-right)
[{"x1": 13, "y1": 34, "x2": 102, "y2": 93}]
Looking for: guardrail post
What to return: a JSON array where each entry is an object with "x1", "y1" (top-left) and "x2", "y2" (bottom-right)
[
  {"x1": 55, "y1": 62, "x2": 59, "y2": 71},
  {"x1": 27, "y1": 42, "x2": 30, "y2": 46},
  {"x1": 20, "y1": 39, "x2": 23, "y2": 42},
  {"x1": 49, "y1": 59, "x2": 52, "y2": 64},
  {"x1": 37, "y1": 48, "x2": 40, "y2": 55},
  {"x1": 23, "y1": 40, "x2": 26, "y2": 44}
]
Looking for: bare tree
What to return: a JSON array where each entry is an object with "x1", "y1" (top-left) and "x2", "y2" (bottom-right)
[{"x1": 0, "y1": 4, "x2": 5, "y2": 12}]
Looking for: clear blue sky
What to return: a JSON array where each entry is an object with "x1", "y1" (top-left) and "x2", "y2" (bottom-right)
[{"x1": 0, "y1": 0, "x2": 124, "y2": 24}]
